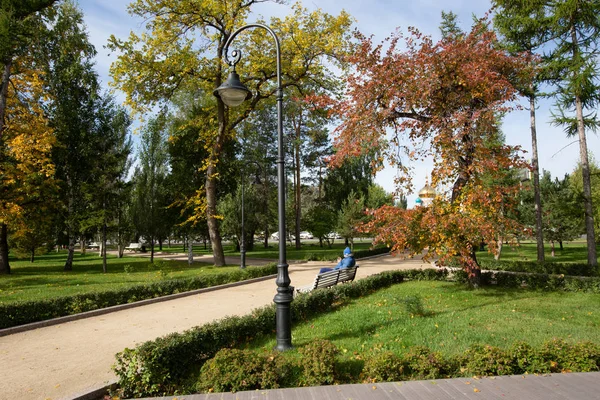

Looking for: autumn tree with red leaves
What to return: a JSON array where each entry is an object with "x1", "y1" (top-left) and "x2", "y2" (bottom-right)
[{"x1": 329, "y1": 21, "x2": 533, "y2": 286}]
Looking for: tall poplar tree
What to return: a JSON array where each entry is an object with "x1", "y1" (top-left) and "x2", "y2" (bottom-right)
[
  {"x1": 546, "y1": 0, "x2": 599, "y2": 267},
  {"x1": 493, "y1": 0, "x2": 550, "y2": 262},
  {"x1": 45, "y1": 0, "x2": 102, "y2": 271}
]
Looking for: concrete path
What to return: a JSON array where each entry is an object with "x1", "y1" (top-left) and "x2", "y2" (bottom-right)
[{"x1": 0, "y1": 253, "x2": 431, "y2": 400}]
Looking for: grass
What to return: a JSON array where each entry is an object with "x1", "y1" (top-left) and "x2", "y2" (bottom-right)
[
  {"x1": 0, "y1": 251, "x2": 242, "y2": 305},
  {"x1": 476, "y1": 240, "x2": 600, "y2": 264},
  {"x1": 251, "y1": 280, "x2": 600, "y2": 357},
  {"x1": 0, "y1": 239, "x2": 371, "y2": 306}
]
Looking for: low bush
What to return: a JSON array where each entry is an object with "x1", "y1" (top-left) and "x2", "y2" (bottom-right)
[
  {"x1": 0, "y1": 264, "x2": 277, "y2": 329},
  {"x1": 196, "y1": 348, "x2": 291, "y2": 393},
  {"x1": 478, "y1": 260, "x2": 599, "y2": 277},
  {"x1": 195, "y1": 339, "x2": 600, "y2": 393},
  {"x1": 452, "y1": 269, "x2": 600, "y2": 293},
  {"x1": 298, "y1": 339, "x2": 339, "y2": 386}
]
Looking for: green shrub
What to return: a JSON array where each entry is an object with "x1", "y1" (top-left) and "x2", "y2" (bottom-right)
[
  {"x1": 479, "y1": 260, "x2": 599, "y2": 277},
  {"x1": 362, "y1": 351, "x2": 404, "y2": 383},
  {"x1": 403, "y1": 346, "x2": 447, "y2": 379},
  {"x1": 462, "y1": 344, "x2": 515, "y2": 376},
  {"x1": 298, "y1": 339, "x2": 339, "y2": 386},
  {"x1": 0, "y1": 264, "x2": 278, "y2": 329},
  {"x1": 354, "y1": 246, "x2": 390, "y2": 259},
  {"x1": 196, "y1": 348, "x2": 290, "y2": 393}
]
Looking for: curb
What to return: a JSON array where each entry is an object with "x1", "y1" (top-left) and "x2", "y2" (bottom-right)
[{"x1": 0, "y1": 274, "x2": 277, "y2": 337}]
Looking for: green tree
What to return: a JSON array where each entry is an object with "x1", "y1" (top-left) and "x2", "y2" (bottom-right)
[
  {"x1": 545, "y1": 0, "x2": 599, "y2": 267},
  {"x1": 493, "y1": 0, "x2": 551, "y2": 263},
  {"x1": 133, "y1": 115, "x2": 170, "y2": 263},
  {"x1": 0, "y1": 0, "x2": 58, "y2": 274},
  {"x1": 45, "y1": 0, "x2": 103, "y2": 271},
  {"x1": 86, "y1": 96, "x2": 133, "y2": 270},
  {"x1": 107, "y1": 1, "x2": 353, "y2": 265},
  {"x1": 569, "y1": 158, "x2": 600, "y2": 242},
  {"x1": 540, "y1": 171, "x2": 582, "y2": 256},
  {"x1": 337, "y1": 190, "x2": 366, "y2": 249}
]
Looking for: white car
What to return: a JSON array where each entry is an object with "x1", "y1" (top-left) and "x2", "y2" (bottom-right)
[
  {"x1": 326, "y1": 232, "x2": 343, "y2": 239},
  {"x1": 299, "y1": 231, "x2": 313, "y2": 239},
  {"x1": 270, "y1": 232, "x2": 279, "y2": 240}
]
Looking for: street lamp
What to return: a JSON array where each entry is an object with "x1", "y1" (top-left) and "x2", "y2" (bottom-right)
[
  {"x1": 214, "y1": 23, "x2": 293, "y2": 351},
  {"x1": 240, "y1": 160, "x2": 261, "y2": 269}
]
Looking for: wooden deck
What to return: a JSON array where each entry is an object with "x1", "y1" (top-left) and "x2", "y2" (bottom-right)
[{"x1": 142, "y1": 372, "x2": 600, "y2": 399}]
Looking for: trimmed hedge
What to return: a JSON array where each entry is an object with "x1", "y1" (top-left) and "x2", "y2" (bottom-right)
[
  {"x1": 197, "y1": 338, "x2": 600, "y2": 393},
  {"x1": 111, "y1": 267, "x2": 600, "y2": 397},
  {"x1": 478, "y1": 260, "x2": 599, "y2": 277},
  {"x1": 113, "y1": 269, "x2": 409, "y2": 397},
  {"x1": 453, "y1": 269, "x2": 600, "y2": 292},
  {"x1": 0, "y1": 264, "x2": 278, "y2": 329},
  {"x1": 304, "y1": 246, "x2": 390, "y2": 262}
]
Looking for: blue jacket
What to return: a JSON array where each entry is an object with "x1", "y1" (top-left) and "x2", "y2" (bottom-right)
[{"x1": 334, "y1": 253, "x2": 355, "y2": 270}]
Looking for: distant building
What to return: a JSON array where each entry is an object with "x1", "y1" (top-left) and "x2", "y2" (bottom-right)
[{"x1": 415, "y1": 181, "x2": 436, "y2": 207}]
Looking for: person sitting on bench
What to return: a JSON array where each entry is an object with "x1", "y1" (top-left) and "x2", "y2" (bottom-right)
[{"x1": 319, "y1": 247, "x2": 355, "y2": 274}]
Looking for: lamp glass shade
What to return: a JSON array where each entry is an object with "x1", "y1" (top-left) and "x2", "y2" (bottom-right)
[{"x1": 213, "y1": 71, "x2": 252, "y2": 107}]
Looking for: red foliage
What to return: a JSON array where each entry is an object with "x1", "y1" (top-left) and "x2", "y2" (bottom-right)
[{"x1": 334, "y1": 20, "x2": 534, "y2": 279}]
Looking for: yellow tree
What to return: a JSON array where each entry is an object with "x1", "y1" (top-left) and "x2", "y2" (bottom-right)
[
  {"x1": 108, "y1": 1, "x2": 352, "y2": 265},
  {"x1": 0, "y1": 59, "x2": 56, "y2": 274}
]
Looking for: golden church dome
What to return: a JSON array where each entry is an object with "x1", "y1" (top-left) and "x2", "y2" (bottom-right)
[{"x1": 418, "y1": 183, "x2": 436, "y2": 198}]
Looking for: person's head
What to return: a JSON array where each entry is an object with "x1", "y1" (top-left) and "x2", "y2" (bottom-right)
[{"x1": 343, "y1": 247, "x2": 353, "y2": 257}]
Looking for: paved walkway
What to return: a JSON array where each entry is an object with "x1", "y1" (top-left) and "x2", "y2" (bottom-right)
[
  {"x1": 0, "y1": 253, "x2": 431, "y2": 400},
  {"x1": 144, "y1": 371, "x2": 600, "y2": 400}
]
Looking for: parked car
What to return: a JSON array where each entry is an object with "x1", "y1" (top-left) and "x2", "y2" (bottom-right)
[
  {"x1": 326, "y1": 232, "x2": 343, "y2": 239},
  {"x1": 299, "y1": 231, "x2": 313, "y2": 239}
]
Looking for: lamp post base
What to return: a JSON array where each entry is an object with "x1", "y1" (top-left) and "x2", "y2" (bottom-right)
[{"x1": 274, "y1": 286, "x2": 293, "y2": 351}]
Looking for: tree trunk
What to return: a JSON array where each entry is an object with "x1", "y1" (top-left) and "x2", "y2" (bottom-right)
[
  {"x1": 574, "y1": 95, "x2": 597, "y2": 266},
  {"x1": 571, "y1": 26, "x2": 597, "y2": 268},
  {"x1": 187, "y1": 235, "x2": 193, "y2": 265},
  {"x1": 30, "y1": 246, "x2": 35, "y2": 263},
  {"x1": 494, "y1": 236, "x2": 503, "y2": 261},
  {"x1": 207, "y1": 46, "x2": 227, "y2": 267},
  {"x1": 551, "y1": 241, "x2": 555, "y2": 257},
  {"x1": 0, "y1": 223, "x2": 10, "y2": 274},
  {"x1": 64, "y1": 235, "x2": 75, "y2": 271},
  {"x1": 101, "y1": 223, "x2": 107, "y2": 273},
  {"x1": 150, "y1": 236, "x2": 154, "y2": 264},
  {"x1": 0, "y1": 58, "x2": 12, "y2": 139},
  {"x1": 294, "y1": 121, "x2": 302, "y2": 250},
  {"x1": 530, "y1": 93, "x2": 545, "y2": 262}
]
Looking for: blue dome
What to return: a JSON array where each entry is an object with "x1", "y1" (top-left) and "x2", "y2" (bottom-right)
[{"x1": 415, "y1": 197, "x2": 423, "y2": 204}]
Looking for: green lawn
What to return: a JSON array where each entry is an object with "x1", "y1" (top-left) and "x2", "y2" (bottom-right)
[
  {"x1": 476, "y1": 240, "x2": 599, "y2": 263},
  {"x1": 253, "y1": 280, "x2": 600, "y2": 357},
  {"x1": 0, "y1": 251, "x2": 240, "y2": 305}
]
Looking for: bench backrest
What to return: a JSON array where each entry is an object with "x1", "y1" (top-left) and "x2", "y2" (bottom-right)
[{"x1": 313, "y1": 265, "x2": 358, "y2": 290}]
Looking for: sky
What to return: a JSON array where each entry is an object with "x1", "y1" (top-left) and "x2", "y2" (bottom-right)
[{"x1": 78, "y1": 0, "x2": 599, "y2": 207}]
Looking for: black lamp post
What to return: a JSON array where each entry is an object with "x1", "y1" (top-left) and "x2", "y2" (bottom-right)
[{"x1": 214, "y1": 24, "x2": 293, "y2": 351}]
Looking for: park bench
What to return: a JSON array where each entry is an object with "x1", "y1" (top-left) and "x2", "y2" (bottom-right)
[
  {"x1": 295, "y1": 265, "x2": 359, "y2": 295},
  {"x1": 124, "y1": 243, "x2": 143, "y2": 252}
]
